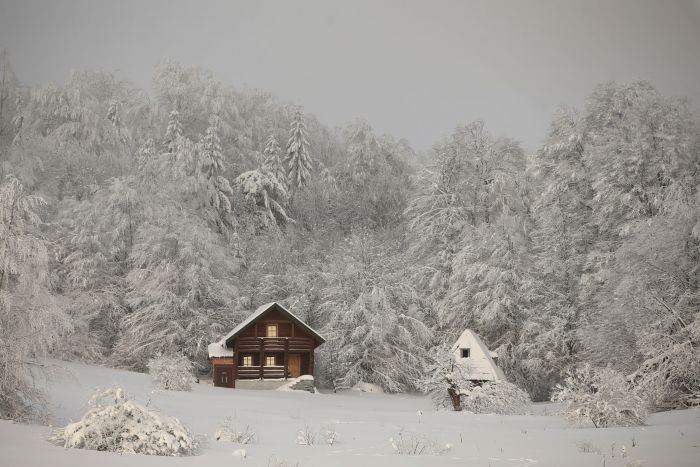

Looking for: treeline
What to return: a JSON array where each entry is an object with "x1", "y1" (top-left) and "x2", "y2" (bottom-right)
[{"x1": 0, "y1": 51, "x2": 698, "y2": 420}]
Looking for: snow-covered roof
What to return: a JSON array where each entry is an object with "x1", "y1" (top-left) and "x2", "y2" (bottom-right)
[
  {"x1": 207, "y1": 341, "x2": 233, "y2": 358},
  {"x1": 451, "y1": 329, "x2": 506, "y2": 382},
  {"x1": 208, "y1": 302, "x2": 325, "y2": 358}
]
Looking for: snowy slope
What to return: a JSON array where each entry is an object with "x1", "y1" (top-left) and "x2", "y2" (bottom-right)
[{"x1": 1, "y1": 360, "x2": 699, "y2": 467}]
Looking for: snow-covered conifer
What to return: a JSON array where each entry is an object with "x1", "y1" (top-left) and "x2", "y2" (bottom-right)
[
  {"x1": 164, "y1": 109, "x2": 183, "y2": 152},
  {"x1": 262, "y1": 133, "x2": 286, "y2": 185},
  {"x1": 285, "y1": 109, "x2": 313, "y2": 191}
]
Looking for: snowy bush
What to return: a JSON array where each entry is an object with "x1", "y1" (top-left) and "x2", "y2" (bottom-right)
[
  {"x1": 460, "y1": 380, "x2": 531, "y2": 415},
  {"x1": 552, "y1": 364, "x2": 648, "y2": 427},
  {"x1": 215, "y1": 417, "x2": 255, "y2": 444},
  {"x1": 389, "y1": 429, "x2": 451, "y2": 456},
  {"x1": 293, "y1": 425, "x2": 338, "y2": 446},
  {"x1": 295, "y1": 426, "x2": 317, "y2": 446},
  {"x1": 325, "y1": 428, "x2": 338, "y2": 446},
  {"x1": 147, "y1": 354, "x2": 195, "y2": 391},
  {"x1": 51, "y1": 387, "x2": 196, "y2": 456}
]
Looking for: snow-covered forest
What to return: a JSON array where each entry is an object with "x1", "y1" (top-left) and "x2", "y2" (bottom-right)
[{"x1": 0, "y1": 46, "x2": 699, "y2": 423}]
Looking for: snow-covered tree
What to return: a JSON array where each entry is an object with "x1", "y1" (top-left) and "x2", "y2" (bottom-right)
[
  {"x1": 53, "y1": 177, "x2": 138, "y2": 361},
  {"x1": 147, "y1": 354, "x2": 196, "y2": 391},
  {"x1": 164, "y1": 110, "x2": 183, "y2": 153},
  {"x1": 421, "y1": 344, "x2": 474, "y2": 411},
  {"x1": 331, "y1": 286, "x2": 431, "y2": 392},
  {"x1": 285, "y1": 109, "x2": 313, "y2": 191},
  {"x1": 235, "y1": 168, "x2": 291, "y2": 227},
  {"x1": 262, "y1": 133, "x2": 286, "y2": 186},
  {"x1": 0, "y1": 175, "x2": 68, "y2": 420},
  {"x1": 552, "y1": 364, "x2": 647, "y2": 427},
  {"x1": 197, "y1": 118, "x2": 234, "y2": 231}
]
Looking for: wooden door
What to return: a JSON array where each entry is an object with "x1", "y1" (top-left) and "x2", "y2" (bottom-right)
[
  {"x1": 288, "y1": 353, "x2": 301, "y2": 378},
  {"x1": 215, "y1": 365, "x2": 234, "y2": 387}
]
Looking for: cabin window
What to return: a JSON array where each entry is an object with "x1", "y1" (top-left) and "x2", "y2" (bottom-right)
[
  {"x1": 461, "y1": 348, "x2": 470, "y2": 358},
  {"x1": 242, "y1": 355, "x2": 253, "y2": 366},
  {"x1": 266, "y1": 324, "x2": 278, "y2": 337},
  {"x1": 265, "y1": 355, "x2": 276, "y2": 366}
]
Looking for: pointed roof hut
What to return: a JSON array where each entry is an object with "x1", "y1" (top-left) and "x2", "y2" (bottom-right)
[{"x1": 451, "y1": 329, "x2": 506, "y2": 382}]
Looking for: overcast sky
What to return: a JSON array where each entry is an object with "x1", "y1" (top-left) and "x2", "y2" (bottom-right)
[{"x1": 1, "y1": 0, "x2": 699, "y2": 151}]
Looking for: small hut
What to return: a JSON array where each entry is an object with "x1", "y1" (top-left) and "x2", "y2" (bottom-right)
[
  {"x1": 451, "y1": 329, "x2": 506, "y2": 383},
  {"x1": 208, "y1": 302, "x2": 325, "y2": 388}
]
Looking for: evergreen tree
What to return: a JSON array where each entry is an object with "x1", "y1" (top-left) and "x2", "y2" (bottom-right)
[
  {"x1": 197, "y1": 118, "x2": 233, "y2": 231},
  {"x1": 262, "y1": 134, "x2": 286, "y2": 186},
  {"x1": 285, "y1": 109, "x2": 313, "y2": 191},
  {"x1": 164, "y1": 110, "x2": 183, "y2": 153}
]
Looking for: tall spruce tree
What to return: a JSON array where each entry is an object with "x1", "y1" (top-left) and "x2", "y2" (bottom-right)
[
  {"x1": 285, "y1": 109, "x2": 313, "y2": 191},
  {"x1": 262, "y1": 134, "x2": 286, "y2": 186}
]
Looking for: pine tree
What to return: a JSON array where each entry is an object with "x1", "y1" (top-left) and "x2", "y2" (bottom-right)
[
  {"x1": 164, "y1": 110, "x2": 183, "y2": 153},
  {"x1": 262, "y1": 134, "x2": 286, "y2": 186},
  {"x1": 285, "y1": 109, "x2": 313, "y2": 190},
  {"x1": 198, "y1": 118, "x2": 233, "y2": 230}
]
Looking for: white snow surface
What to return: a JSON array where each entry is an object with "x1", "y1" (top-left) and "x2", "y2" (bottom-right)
[
  {"x1": 1, "y1": 359, "x2": 699, "y2": 466},
  {"x1": 452, "y1": 329, "x2": 506, "y2": 381}
]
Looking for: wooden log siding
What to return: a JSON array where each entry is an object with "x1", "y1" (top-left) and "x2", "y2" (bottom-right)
[
  {"x1": 235, "y1": 337, "x2": 315, "y2": 352},
  {"x1": 233, "y1": 336, "x2": 315, "y2": 380}
]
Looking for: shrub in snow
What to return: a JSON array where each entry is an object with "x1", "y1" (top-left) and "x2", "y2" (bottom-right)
[
  {"x1": 460, "y1": 380, "x2": 530, "y2": 415},
  {"x1": 577, "y1": 440, "x2": 602, "y2": 454},
  {"x1": 293, "y1": 425, "x2": 338, "y2": 446},
  {"x1": 552, "y1": 364, "x2": 648, "y2": 428},
  {"x1": 215, "y1": 417, "x2": 255, "y2": 444},
  {"x1": 352, "y1": 381, "x2": 385, "y2": 393},
  {"x1": 389, "y1": 429, "x2": 451, "y2": 456},
  {"x1": 51, "y1": 387, "x2": 195, "y2": 456},
  {"x1": 325, "y1": 428, "x2": 338, "y2": 446},
  {"x1": 147, "y1": 354, "x2": 195, "y2": 391},
  {"x1": 295, "y1": 426, "x2": 317, "y2": 446}
]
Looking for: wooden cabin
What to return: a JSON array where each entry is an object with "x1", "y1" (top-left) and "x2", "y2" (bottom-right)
[{"x1": 208, "y1": 302, "x2": 325, "y2": 388}]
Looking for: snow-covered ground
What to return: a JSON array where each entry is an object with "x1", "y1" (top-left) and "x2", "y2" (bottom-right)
[{"x1": 1, "y1": 361, "x2": 699, "y2": 467}]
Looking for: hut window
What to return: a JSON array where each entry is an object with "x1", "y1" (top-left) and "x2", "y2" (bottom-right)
[
  {"x1": 265, "y1": 355, "x2": 276, "y2": 366},
  {"x1": 461, "y1": 348, "x2": 470, "y2": 358},
  {"x1": 242, "y1": 355, "x2": 253, "y2": 366},
  {"x1": 266, "y1": 324, "x2": 278, "y2": 337}
]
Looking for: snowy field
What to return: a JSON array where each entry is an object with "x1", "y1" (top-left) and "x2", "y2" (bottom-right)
[{"x1": 1, "y1": 361, "x2": 699, "y2": 467}]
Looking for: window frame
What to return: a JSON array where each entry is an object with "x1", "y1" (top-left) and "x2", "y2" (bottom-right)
[
  {"x1": 265, "y1": 355, "x2": 276, "y2": 367},
  {"x1": 461, "y1": 348, "x2": 470, "y2": 358},
  {"x1": 266, "y1": 324, "x2": 278, "y2": 337},
  {"x1": 242, "y1": 355, "x2": 253, "y2": 366}
]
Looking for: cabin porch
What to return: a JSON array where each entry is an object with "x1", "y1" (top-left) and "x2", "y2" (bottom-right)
[{"x1": 212, "y1": 336, "x2": 315, "y2": 388}]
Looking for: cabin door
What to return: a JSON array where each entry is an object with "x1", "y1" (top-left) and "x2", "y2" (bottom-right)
[
  {"x1": 215, "y1": 365, "x2": 234, "y2": 387},
  {"x1": 288, "y1": 353, "x2": 301, "y2": 378}
]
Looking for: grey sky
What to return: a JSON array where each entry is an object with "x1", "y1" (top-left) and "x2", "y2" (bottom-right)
[{"x1": 1, "y1": 0, "x2": 699, "y2": 151}]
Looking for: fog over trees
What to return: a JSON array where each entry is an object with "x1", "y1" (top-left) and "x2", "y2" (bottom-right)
[{"x1": 0, "y1": 52, "x2": 698, "y2": 420}]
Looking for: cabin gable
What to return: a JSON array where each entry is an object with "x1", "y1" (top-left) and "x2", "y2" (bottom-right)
[{"x1": 208, "y1": 302, "x2": 324, "y2": 389}]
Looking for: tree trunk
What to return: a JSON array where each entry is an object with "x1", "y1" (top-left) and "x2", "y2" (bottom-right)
[{"x1": 448, "y1": 387, "x2": 462, "y2": 411}]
